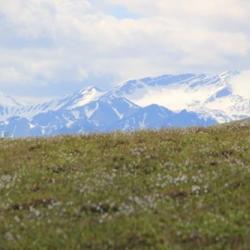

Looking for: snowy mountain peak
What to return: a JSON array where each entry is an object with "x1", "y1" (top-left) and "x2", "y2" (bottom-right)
[
  {"x1": 78, "y1": 86, "x2": 102, "y2": 95},
  {"x1": 116, "y1": 73, "x2": 198, "y2": 92},
  {"x1": 62, "y1": 86, "x2": 105, "y2": 110}
]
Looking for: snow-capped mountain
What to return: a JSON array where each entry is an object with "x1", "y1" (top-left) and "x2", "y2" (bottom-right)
[
  {"x1": 6, "y1": 87, "x2": 106, "y2": 120},
  {"x1": 112, "y1": 71, "x2": 249, "y2": 122},
  {"x1": 0, "y1": 94, "x2": 215, "y2": 137},
  {"x1": 0, "y1": 70, "x2": 249, "y2": 137}
]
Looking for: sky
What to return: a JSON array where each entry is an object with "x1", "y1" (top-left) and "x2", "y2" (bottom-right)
[{"x1": 0, "y1": 0, "x2": 250, "y2": 101}]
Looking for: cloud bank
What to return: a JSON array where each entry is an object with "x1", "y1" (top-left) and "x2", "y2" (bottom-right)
[
  {"x1": 0, "y1": 0, "x2": 249, "y2": 97},
  {"x1": 230, "y1": 71, "x2": 250, "y2": 99}
]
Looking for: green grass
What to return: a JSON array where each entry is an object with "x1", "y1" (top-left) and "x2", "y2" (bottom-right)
[{"x1": 1, "y1": 123, "x2": 250, "y2": 249}]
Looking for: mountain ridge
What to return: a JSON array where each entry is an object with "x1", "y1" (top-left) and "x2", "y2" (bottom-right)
[{"x1": 0, "y1": 71, "x2": 248, "y2": 137}]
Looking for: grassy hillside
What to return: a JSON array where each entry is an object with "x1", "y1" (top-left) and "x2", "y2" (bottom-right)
[{"x1": 1, "y1": 123, "x2": 250, "y2": 250}]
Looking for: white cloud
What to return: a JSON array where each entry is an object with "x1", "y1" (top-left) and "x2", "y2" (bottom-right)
[
  {"x1": 0, "y1": 67, "x2": 30, "y2": 84},
  {"x1": 230, "y1": 71, "x2": 250, "y2": 98},
  {"x1": 0, "y1": 0, "x2": 249, "y2": 96}
]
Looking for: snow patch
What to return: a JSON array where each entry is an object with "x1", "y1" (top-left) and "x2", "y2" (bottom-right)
[
  {"x1": 112, "y1": 107, "x2": 124, "y2": 119},
  {"x1": 85, "y1": 103, "x2": 99, "y2": 119}
]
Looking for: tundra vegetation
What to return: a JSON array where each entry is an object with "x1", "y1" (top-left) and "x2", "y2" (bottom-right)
[{"x1": 0, "y1": 123, "x2": 250, "y2": 249}]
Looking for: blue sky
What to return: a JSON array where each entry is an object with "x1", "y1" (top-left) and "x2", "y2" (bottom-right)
[{"x1": 0, "y1": 0, "x2": 249, "y2": 102}]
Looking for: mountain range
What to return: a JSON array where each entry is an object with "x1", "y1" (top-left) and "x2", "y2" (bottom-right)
[{"x1": 0, "y1": 71, "x2": 248, "y2": 137}]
